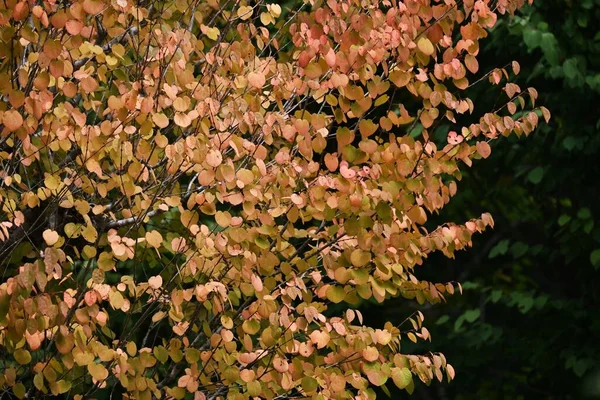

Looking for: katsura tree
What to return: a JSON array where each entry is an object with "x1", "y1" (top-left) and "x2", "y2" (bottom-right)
[{"x1": 0, "y1": 0, "x2": 548, "y2": 399}]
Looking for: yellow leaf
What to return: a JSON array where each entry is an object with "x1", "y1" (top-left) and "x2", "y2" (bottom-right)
[
  {"x1": 260, "y1": 12, "x2": 274, "y2": 25},
  {"x1": 417, "y1": 37, "x2": 435, "y2": 56},
  {"x1": 152, "y1": 113, "x2": 169, "y2": 128},
  {"x1": 83, "y1": 245, "x2": 97, "y2": 259},
  {"x1": 407, "y1": 332, "x2": 417, "y2": 343},
  {"x1": 73, "y1": 349, "x2": 95, "y2": 366},
  {"x1": 44, "y1": 174, "x2": 60, "y2": 190},
  {"x1": 98, "y1": 251, "x2": 115, "y2": 271},
  {"x1": 391, "y1": 367, "x2": 413, "y2": 389},
  {"x1": 14, "y1": 348, "x2": 31, "y2": 364},
  {"x1": 64, "y1": 223, "x2": 81, "y2": 238},
  {"x1": 173, "y1": 97, "x2": 189, "y2": 112},
  {"x1": 242, "y1": 319, "x2": 260, "y2": 335},
  {"x1": 13, "y1": 383, "x2": 26, "y2": 399},
  {"x1": 237, "y1": 5, "x2": 253, "y2": 20},
  {"x1": 126, "y1": 341, "x2": 137, "y2": 356},
  {"x1": 206, "y1": 27, "x2": 219, "y2": 40},
  {"x1": 34, "y1": 373, "x2": 45, "y2": 391},
  {"x1": 88, "y1": 363, "x2": 109, "y2": 381},
  {"x1": 146, "y1": 230, "x2": 163, "y2": 248},
  {"x1": 215, "y1": 211, "x2": 231, "y2": 227},
  {"x1": 350, "y1": 249, "x2": 370, "y2": 267},
  {"x1": 109, "y1": 290, "x2": 124, "y2": 310},
  {"x1": 268, "y1": 4, "x2": 281, "y2": 17},
  {"x1": 155, "y1": 134, "x2": 168, "y2": 148},
  {"x1": 49, "y1": 380, "x2": 71, "y2": 395},
  {"x1": 326, "y1": 285, "x2": 346, "y2": 304},
  {"x1": 389, "y1": 70, "x2": 411, "y2": 88},
  {"x1": 82, "y1": 224, "x2": 98, "y2": 243}
]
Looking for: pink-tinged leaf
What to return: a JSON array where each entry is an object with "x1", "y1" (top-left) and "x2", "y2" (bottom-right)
[
  {"x1": 248, "y1": 72, "x2": 266, "y2": 88},
  {"x1": 447, "y1": 131, "x2": 464, "y2": 145},
  {"x1": 324, "y1": 48, "x2": 336, "y2": 68},
  {"x1": 446, "y1": 364, "x2": 456, "y2": 381},
  {"x1": 340, "y1": 161, "x2": 356, "y2": 179},
  {"x1": 540, "y1": 106, "x2": 551, "y2": 123},
  {"x1": 512, "y1": 61, "x2": 521, "y2": 75},
  {"x1": 476, "y1": 141, "x2": 491, "y2": 159}
]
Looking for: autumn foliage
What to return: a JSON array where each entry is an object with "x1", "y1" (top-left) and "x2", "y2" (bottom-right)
[{"x1": 0, "y1": 0, "x2": 548, "y2": 399}]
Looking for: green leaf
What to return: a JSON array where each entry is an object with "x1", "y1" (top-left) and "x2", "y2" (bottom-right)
[
  {"x1": 577, "y1": 208, "x2": 591, "y2": 219},
  {"x1": 584, "y1": 220, "x2": 594, "y2": 234},
  {"x1": 535, "y1": 295, "x2": 549, "y2": 309},
  {"x1": 254, "y1": 236, "x2": 270, "y2": 249},
  {"x1": 409, "y1": 123, "x2": 423, "y2": 138},
  {"x1": 454, "y1": 316, "x2": 465, "y2": 332},
  {"x1": 376, "y1": 202, "x2": 393, "y2": 224},
  {"x1": 363, "y1": 362, "x2": 389, "y2": 386},
  {"x1": 391, "y1": 367, "x2": 413, "y2": 389},
  {"x1": 510, "y1": 242, "x2": 529, "y2": 258},
  {"x1": 242, "y1": 319, "x2": 261, "y2": 335},
  {"x1": 406, "y1": 378, "x2": 415, "y2": 394},
  {"x1": 247, "y1": 381, "x2": 262, "y2": 397},
  {"x1": 153, "y1": 346, "x2": 169, "y2": 363},
  {"x1": 527, "y1": 167, "x2": 544, "y2": 184},
  {"x1": 523, "y1": 28, "x2": 541, "y2": 50},
  {"x1": 464, "y1": 309, "x2": 481, "y2": 323},
  {"x1": 489, "y1": 239, "x2": 510, "y2": 258},
  {"x1": 518, "y1": 296, "x2": 534, "y2": 314},
  {"x1": 563, "y1": 58, "x2": 579, "y2": 79},
  {"x1": 350, "y1": 249, "x2": 371, "y2": 267},
  {"x1": 558, "y1": 215, "x2": 571, "y2": 226},
  {"x1": 436, "y1": 315, "x2": 450, "y2": 325},
  {"x1": 562, "y1": 136, "x2": 577, "y2": 151},
  {"x1": 540, "y1": 32, "x2": 559, "y2": 65},
  {"x1": 590, "y1": 249, "x2": 600, "y2": 269},
  {"x1": 380, "y1": 383, "x2": 392, "y2": 398},
  {"x1": 574, "y1": 359, "x2": 588, "y2": 377},
  {"x1": 490, "y1": 290, "x2": 503, "y2": 303},
  {"x1": 301, "y1": 376, "x2": 318, "y2": 394}
]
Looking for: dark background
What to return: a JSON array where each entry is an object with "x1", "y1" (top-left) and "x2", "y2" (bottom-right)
[{"x1": 364, "y1": 0, "x2": 600, "y2": 398}]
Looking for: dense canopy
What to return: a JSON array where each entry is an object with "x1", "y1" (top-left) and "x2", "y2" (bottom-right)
[{"x1": 0, "y1": 0, "x2": 547, "y2": 399}]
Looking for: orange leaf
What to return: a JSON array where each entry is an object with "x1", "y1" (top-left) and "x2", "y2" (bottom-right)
[
  {"x1": 152, "y1": 113, "x2": 169, "y2": 128},
  {"x1": 43, "y1": 39, "x2": 62, "y2": 59},
  {"x1": 43, "y1": 229, "x2": 59, "y2": 246},
  {"x1": 3, "y1": 110, "x2": 23, "y2": 131},
  {"x1": 80, "y1": 76, "x2": 98, "y2": 93},
  {"x1": 465, "y1": 55, "x2": 479, "y2": 74},
  {"x1": 83, "y1": 0, "x2": 106, "y2": 15},
  {"x1": 248, "y1": 72, "x2": 266, "y2": 89}
]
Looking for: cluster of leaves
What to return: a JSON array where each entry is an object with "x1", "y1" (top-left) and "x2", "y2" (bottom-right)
[
  {"x1": 389, "y1": 0, "x2": 600, "y2": 398},
  {"x1": 0, "y1": 0, "x2": 545, "y2": 399}
]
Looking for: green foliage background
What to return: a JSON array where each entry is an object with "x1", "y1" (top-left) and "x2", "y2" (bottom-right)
[{"x1": 366, "y1": 0, "x2": 600, "y2": 398}]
